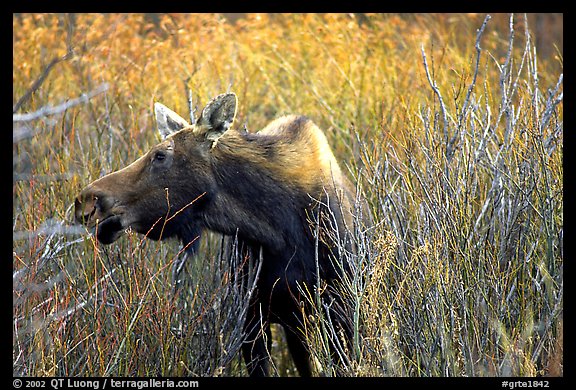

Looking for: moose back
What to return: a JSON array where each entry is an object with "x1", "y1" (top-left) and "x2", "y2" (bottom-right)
[{"x1": 75, "y1": 93, "x2": 358, "y2": 376}]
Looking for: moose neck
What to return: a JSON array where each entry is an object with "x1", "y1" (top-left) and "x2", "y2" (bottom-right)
[{"x1": 200, "y1": 151, "x2": 311, "y2": 252}]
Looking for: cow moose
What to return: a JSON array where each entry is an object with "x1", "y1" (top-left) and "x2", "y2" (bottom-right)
[{"x1": 75, "y1": 93, "x2": 360, "y2": 376}]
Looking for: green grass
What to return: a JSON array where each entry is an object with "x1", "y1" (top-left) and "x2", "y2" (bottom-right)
[{"x1": 13, "y1": 13, "x2": 562, "y2": 377}]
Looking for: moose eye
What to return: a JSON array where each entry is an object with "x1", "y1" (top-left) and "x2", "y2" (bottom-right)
[{"x1": 154, "y1": 151, "x2": 166, "y2": 162}]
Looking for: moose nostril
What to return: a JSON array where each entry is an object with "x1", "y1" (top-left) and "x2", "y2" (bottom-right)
[{"x1": 75, "y1": 194, "x2": 99, "y2": 224}]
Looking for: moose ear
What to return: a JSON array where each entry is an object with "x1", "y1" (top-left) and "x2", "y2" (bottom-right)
[
  {"x1": 196, "y1": 93, "x2": 237, "y2": 141},
  {"x1": 154, "y1": 102, "x2": 190, "y2": 139}
]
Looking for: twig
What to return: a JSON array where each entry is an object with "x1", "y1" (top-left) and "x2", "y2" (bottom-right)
[
  {"x1": 459, "y1": 15, "x2": 491, "y2": 125},
  {"x1": 13, "y1": 83, "x2": 109, "y2": 122},
  {"x1": 13, "y1": 50, "x2": 74, "y2": 113},
  {"x1": 421, "y1": 44, "x2": 449, "y2": 144},
  {"x1": 186, "y1": 80, "x2": 198, "y2": 124},
  {"x1": 540, "y1": 73, "x2": 563, "y2": 134}
]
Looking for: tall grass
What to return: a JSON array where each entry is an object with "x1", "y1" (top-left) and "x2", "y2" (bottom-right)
[
  {"x1": 13, "y1": 13, "x2": 562, "y2": 376},
  {"x1": 303, "y1": 14, "x2": 563, "y2": 376}
]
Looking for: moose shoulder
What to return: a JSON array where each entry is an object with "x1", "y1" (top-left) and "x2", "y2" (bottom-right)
[{"x1": 75, "y1": 93, "x2": 358, "y2": 376}]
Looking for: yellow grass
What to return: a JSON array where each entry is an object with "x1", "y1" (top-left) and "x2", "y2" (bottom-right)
[{"x1": 13, "y1": 13, "x2": 562, "y2": 377}]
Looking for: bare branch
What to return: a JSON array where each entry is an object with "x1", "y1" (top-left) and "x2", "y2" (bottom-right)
[
  {"x1": 12, "y1": 83, "x2": 109, "y2": 122},
  {"x1": 421, "y1": 44, "x2": 449, "y2": 145},
  {"x1": 540, "y1": 73, "x2": 563, "y2": 134},
  {"x1": 13, "y1": 50, "x2": 74, "y2": 113},
  {"x1": 459, "y1": 15, "x2": 491, "y2": 124}
]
